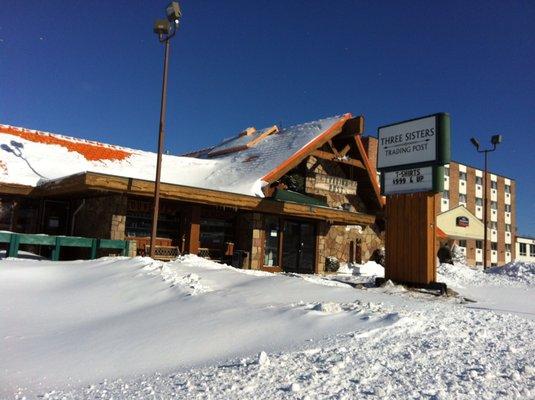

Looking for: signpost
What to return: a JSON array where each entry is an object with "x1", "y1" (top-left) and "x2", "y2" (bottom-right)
[{"x1": 377, "y1": 113, "x2": 451, "y2": 289}]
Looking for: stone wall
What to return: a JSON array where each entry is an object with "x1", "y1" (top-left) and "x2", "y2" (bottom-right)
[
  {"x1": 323, "y1": 223, "x2": 383, "y2": 267},
  {"x1": 73, "y1": 195, "x2": 127, "y2": 240},
  {"x1": 250, "y1": 213, "x2": 265, "y2": 269}
]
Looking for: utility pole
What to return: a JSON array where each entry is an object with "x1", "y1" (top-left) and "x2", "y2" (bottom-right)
[{"x1": 149, "y1": 2, "x2": 182, "y2": 258}]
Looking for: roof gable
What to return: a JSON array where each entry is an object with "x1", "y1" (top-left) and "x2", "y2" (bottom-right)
[{"x1": 437, "y1": 205, "x2": 484, "y2": 240}]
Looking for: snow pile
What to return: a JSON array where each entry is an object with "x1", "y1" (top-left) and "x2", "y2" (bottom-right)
[
  {"x1": 438, "y1": 262, "x2": 534, "y2": 288},
  {"x1": 438, "y1": 262, "x2": 483, "y2": 287},
  {"x1": 350, "y1": 260, "x2": 385, "y2": 277},
  {"x1": 311, "y1": 302, "x2": 343, "y2": 314},
  {"x1": 2, "y1": 255, "x2": 535, "y2": 398},
  {"x1": 486, "y1": 261, "x2": 535, "y2": 286},
  {"x1": 0, "y1": 255, "x2": 399, "y2": 397}
]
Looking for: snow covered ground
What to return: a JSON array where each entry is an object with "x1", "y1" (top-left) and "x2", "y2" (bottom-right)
[{"x1": 1, "y1": 256, "x2": 534, "y2": 399}]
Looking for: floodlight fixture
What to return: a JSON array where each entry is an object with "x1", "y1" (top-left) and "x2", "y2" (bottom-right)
[
  {"x1": 154, "y1": 19, "x2": 171, "y2": 35},
  {"x1": 166, "y1": 2, "x2": 182, "y2": 23},
  {"x1": 470, "y1": 137, "x2": 480, "y2": 149},
  {"x1": 491, "y1": 134, "x2": 502, "y2": 146}
]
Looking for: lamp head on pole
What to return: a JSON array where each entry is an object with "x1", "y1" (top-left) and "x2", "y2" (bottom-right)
[
  {"x1": 166, "y1": 2, "x2": 182, "y2": 23},
  {"x1": 470, "y1": 137, "x2": 480, "y2": 150},
  {"x1": 153, "y1": 19, "x2": 171, "y2": 35},
  {"x1": 491, "y1": 134, "x2": 502, "y2": 146}
]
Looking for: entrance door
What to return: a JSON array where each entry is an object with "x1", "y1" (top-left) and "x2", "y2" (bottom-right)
[{"x1": 282, "y1": 220, "x2": 315, "y2": 273}]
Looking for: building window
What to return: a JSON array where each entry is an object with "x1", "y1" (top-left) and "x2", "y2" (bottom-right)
[
  {"x1": 476, "y1": 240, "x2": 483, "y2": 249},
  {"x1": 490, "y1": 221, "x2": 497, "y2": 230},
  {"x1": 491, "y1": 181, "x2": 497, "y2": 189},
  {"x1": 491, "y1": 242, "x2": 498, "y2": 251},
  {"x1": 459, "y1": 171, "x2": 467, "y2": 180},
  {"x1": 519, "y1": 243, "x2": 527, "y2": 256},
  {"x1": 458, "y1": 194, "x2": 466, "y2": 203},
  {"x1": 505, "y1": 204, "x2": 512, "y2": 212},
  {"x1": 491, "y1": 263, "x2": 498, "y2": 267},
  {"x1": 505, "y1": 244, "x2": 512, "y2": 252},
  {"x1": 264, "y1": 216, "x2": 280, "y2": 266},
  {"x1": 491, "y1": 201, "x2": 497, "y2": 210},
  {"x1": 476, "y1": 176, "x2": 483, "y2": 185},
  {"x1": 444, "y1": 167, "x2": 449, "y2": 177},
  {"x1": 459, "y1": 240, "x2": 467, "y2": 248},
  {"x1": 475, "y1": 198, "x2": 483, "y2": 206},
  {"x1": 442, "y1": 190, "x2": 449, "y2": 200},
  {"x1": 505, "y1": 224, "x2": 511, "y2": 232},
  {"x1": 505, "y1": 185, "x2": 511, "y2": 194},
  {"x1": 125, "y1": 199, "x2": 179, "y2": 239},
  {"x1": 531, "y1": 244, "x2": 535, "y2": 257}
]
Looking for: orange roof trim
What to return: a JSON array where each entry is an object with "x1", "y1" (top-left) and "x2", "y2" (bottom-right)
[
  {"x1": 436, "y1": 227, "x2": 448, "y2": 239},
  {"x1": 0, "y1": 125, "x2": 131, "y2": 162}
]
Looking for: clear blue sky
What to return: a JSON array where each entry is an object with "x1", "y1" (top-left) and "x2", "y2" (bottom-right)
[{"x1": 1, "y1": 1, "x2": 534, "y2": 234}]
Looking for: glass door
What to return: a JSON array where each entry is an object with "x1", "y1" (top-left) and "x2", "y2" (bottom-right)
[{"x1": 282, "y1": 220, "x2": 315, "y2": 273}]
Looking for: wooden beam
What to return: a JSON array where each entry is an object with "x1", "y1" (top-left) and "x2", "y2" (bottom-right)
[
  {"x1": 339, "y1": 144, "x2": 351, "y2": 157},
  {"x1": 31, "y1": 173, "x2": 88, "y2": 197},
  {"x1": 311, "y1": 150, "x2": 365, "y2": 169},
  {"x1": 327, "y1": 139, "x2": 340, "y2": 157},
  {"x1": 0, "y1": 182, "x2": 34, "y2": 196},
  {"x1": 354, "y1": 135, "x2": 384, "y2": 208},
  {"x1": 80, "y1": 172, "x2": 375, "y2": 225}
]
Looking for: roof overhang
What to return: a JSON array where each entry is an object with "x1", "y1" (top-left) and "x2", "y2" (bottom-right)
[
  {"x1": 31, "y1": 172, "x2": 376, "y2": 225},
  {"x1": 0, "y1": 182, "x2": 34, "y2": 196}
]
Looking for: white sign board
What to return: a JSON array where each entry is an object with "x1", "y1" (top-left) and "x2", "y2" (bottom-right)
[
  {"x1": 378, "y1": 116, "x2": 437, "y2": 169},
  {"x1": 383, "y1": 166, "x2": 433, "y2": 195}
]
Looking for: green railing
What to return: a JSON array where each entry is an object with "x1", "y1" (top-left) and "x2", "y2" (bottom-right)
[{"x1": 0, "y1": 232, "x2": 131, "y2": 261}]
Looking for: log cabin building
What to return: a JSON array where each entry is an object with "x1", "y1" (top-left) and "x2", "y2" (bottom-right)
[{"x1": 0, "y1": 113, "x2": 385, "y2": 273}]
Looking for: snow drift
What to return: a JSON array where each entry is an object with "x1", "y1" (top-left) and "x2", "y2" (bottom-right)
[{"x1": 1, "y1": 256, "x2": 534, "y2": 399}]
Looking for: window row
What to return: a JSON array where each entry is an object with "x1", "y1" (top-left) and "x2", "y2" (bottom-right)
[{"x1": 519, "y1": 243, "x2": 535, "y2": 257}]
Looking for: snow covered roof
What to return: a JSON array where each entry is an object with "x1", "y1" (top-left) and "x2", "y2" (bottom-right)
[{"x1": 0, "y1": 115, "x2": 361, "y2": 198}]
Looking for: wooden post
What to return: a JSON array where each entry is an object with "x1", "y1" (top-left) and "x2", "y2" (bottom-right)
[
  {"x1": 52, "y1": 237, "x2": 62, "y2": 261},
  {"x1": 185, "y1": 205, "x2": 201, "y2": 255},
  {"x1": 8, "y1": 234, "x2": 19, "y2": 258},
  {"x1": 90, "y1": 239, "x2": 98, "y2": 259},
  {"x1": 385, "y1": 192, "x2": 438, "y2": 284}
]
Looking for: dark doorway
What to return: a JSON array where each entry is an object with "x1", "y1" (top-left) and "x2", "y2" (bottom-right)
[{"x1": 282, "y1": 220, "x2": 315, "y2": 273}]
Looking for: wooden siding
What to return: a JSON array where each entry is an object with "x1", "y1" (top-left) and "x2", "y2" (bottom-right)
[{"x1": 385, "y1": 192, "x2": 438, "y2": 284}]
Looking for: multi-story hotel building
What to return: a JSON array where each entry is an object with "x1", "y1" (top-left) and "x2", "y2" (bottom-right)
[{"x1": 437, "y1": 162, "x2": 516, "y2": 267}]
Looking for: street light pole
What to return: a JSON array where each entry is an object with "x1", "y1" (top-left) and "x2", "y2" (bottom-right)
[
  {"x1": 470, "y1": 135, "x2": 502, "y2": 269},
  {"x1": 149, "y1": 3, "x2": 182, "y2": 258}
]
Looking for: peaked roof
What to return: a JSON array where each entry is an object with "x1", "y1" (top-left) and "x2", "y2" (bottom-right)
[
  {"x1": 437, "y1": 205, "x2": 485, "y2": 240},
  {"x1": 0, "y1": 114, "x2": 383, "y2": 208}
]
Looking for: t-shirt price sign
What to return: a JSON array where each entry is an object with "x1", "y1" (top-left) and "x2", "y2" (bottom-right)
[{"x1": 378, "y1": 113, "x2": 451, "y2": 195}]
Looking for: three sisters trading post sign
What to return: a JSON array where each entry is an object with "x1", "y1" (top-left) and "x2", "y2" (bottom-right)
[
  {"x1": 378, "y1": 113, "x2": 451, "y2": 195},
  {"x1": 378, "y1": 113, "x2": 451, "y2": 288}
]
